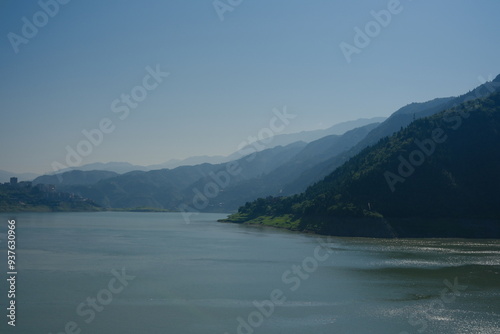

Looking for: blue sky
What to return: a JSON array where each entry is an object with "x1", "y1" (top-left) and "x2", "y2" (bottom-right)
[{"x1": 1, "y1": 0, "x2": 499, "y2": 174}]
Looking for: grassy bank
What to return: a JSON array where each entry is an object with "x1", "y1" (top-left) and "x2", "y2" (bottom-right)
[{"x1": 219, "y1": 213, "x2": 302, "y2": 231}]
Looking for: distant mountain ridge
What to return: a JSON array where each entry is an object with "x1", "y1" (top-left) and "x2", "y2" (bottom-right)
[
  {"x1": 147, "y1": 155, "x2": 231, "y2": 170},
  {"x1": 228, "y1": 117, "x2": 386, "y2": 160},
  {"x1": 252, "y1": 117, "x2": 387, "y2": 149},
  {"x1": 33, "y1": 170, "x2": 119, "y2": 186},
  {"x1": 28, "y1": 74, "x2": 500, "y2": 218},
  {"x1": 224, "y1": 87, "x2": 500, "y2": 238},
  {"x1": 51, "y1": 162, "x2": 149, "y2": 175},
  {"x1": 281, "y1": 74, "x2": 500, "y2": 194},
  {"x1": 203, "y1": 122, "x2": 382, "y2": 210},
  {"x1": 29, "y1": 117, "x2": 385, "y2": 176},
  {"x1": 59, "y1": 143, "x2": 307, "y2": 210},
  {"x1": 38, "y1": 116, "x2": 383, "y2": 212},
  {"x1": 49, "y1": 119, "x2": 382, "y2": 212}
]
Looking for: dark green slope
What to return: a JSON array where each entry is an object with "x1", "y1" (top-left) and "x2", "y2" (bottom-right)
[
  {"x1": 228, "y1": 92, "x2": 500, "y2": 238},
  {"x1": 191, "y1": 123, "x2": 380, "y2": 212},
  {"x1": 283, "y1": 75, "x2": 500, "y2": 196},
  {"x1": 266, "y1": 122, "x2": 381, "y2": 194}
]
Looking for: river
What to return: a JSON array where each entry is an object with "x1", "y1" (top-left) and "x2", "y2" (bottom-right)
[{"x1": 0, "y1": 212, "x2": 498, "y2": 333}]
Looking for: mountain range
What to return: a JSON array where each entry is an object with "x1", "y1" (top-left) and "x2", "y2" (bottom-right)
[
  {"x1": 31, "y1": 120, "x2": 385, "y2": 211},
  {"x1": 15, "y1": 74, "x2": 500, "y2": 236},
  {"x1": 224, "y1": 77, "x2": 500, "y2": 238},
  {"x1": 0, "y1": 116, "x2": 385, "y2": 181},
  {"x1": 25, "y1": 117, "x2": 386, "y2": 209}
]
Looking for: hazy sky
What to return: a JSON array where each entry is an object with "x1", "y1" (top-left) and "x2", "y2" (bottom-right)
[{"x1": 1, "y1": 0, "x2": 499, "y2": 174}]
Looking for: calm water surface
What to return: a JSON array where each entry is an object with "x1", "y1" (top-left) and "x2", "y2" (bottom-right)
[{"x1": 0, "y1": 212, "x2": 499, "y2": 333}]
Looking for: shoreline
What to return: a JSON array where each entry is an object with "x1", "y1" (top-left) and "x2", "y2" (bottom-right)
[{"x1": 219, "y1": 214, "x2": 500, "y2": 239}]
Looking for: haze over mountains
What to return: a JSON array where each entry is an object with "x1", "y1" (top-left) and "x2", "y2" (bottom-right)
[
  {"x1": 33, "y1": 170, "x2": 119, "y2": 186},
  {"x1": 29, "y1": 117, "x2": 387, "y2": 211},
  {"x1": 0, "y1": 117, "x2": 386, "y2": 183},
  {"x1": 18, "y1": 74, "x2": 499, "y2": 220},
  {"x1": 3, "y1": 76, "x2": 500, "y2": 233},
  {"x1": 232, "y1": 87, "x2": 500, "y2": 238},
  {"x1": 0, "y1": 116, "x2": 385, "y2": 180}
]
